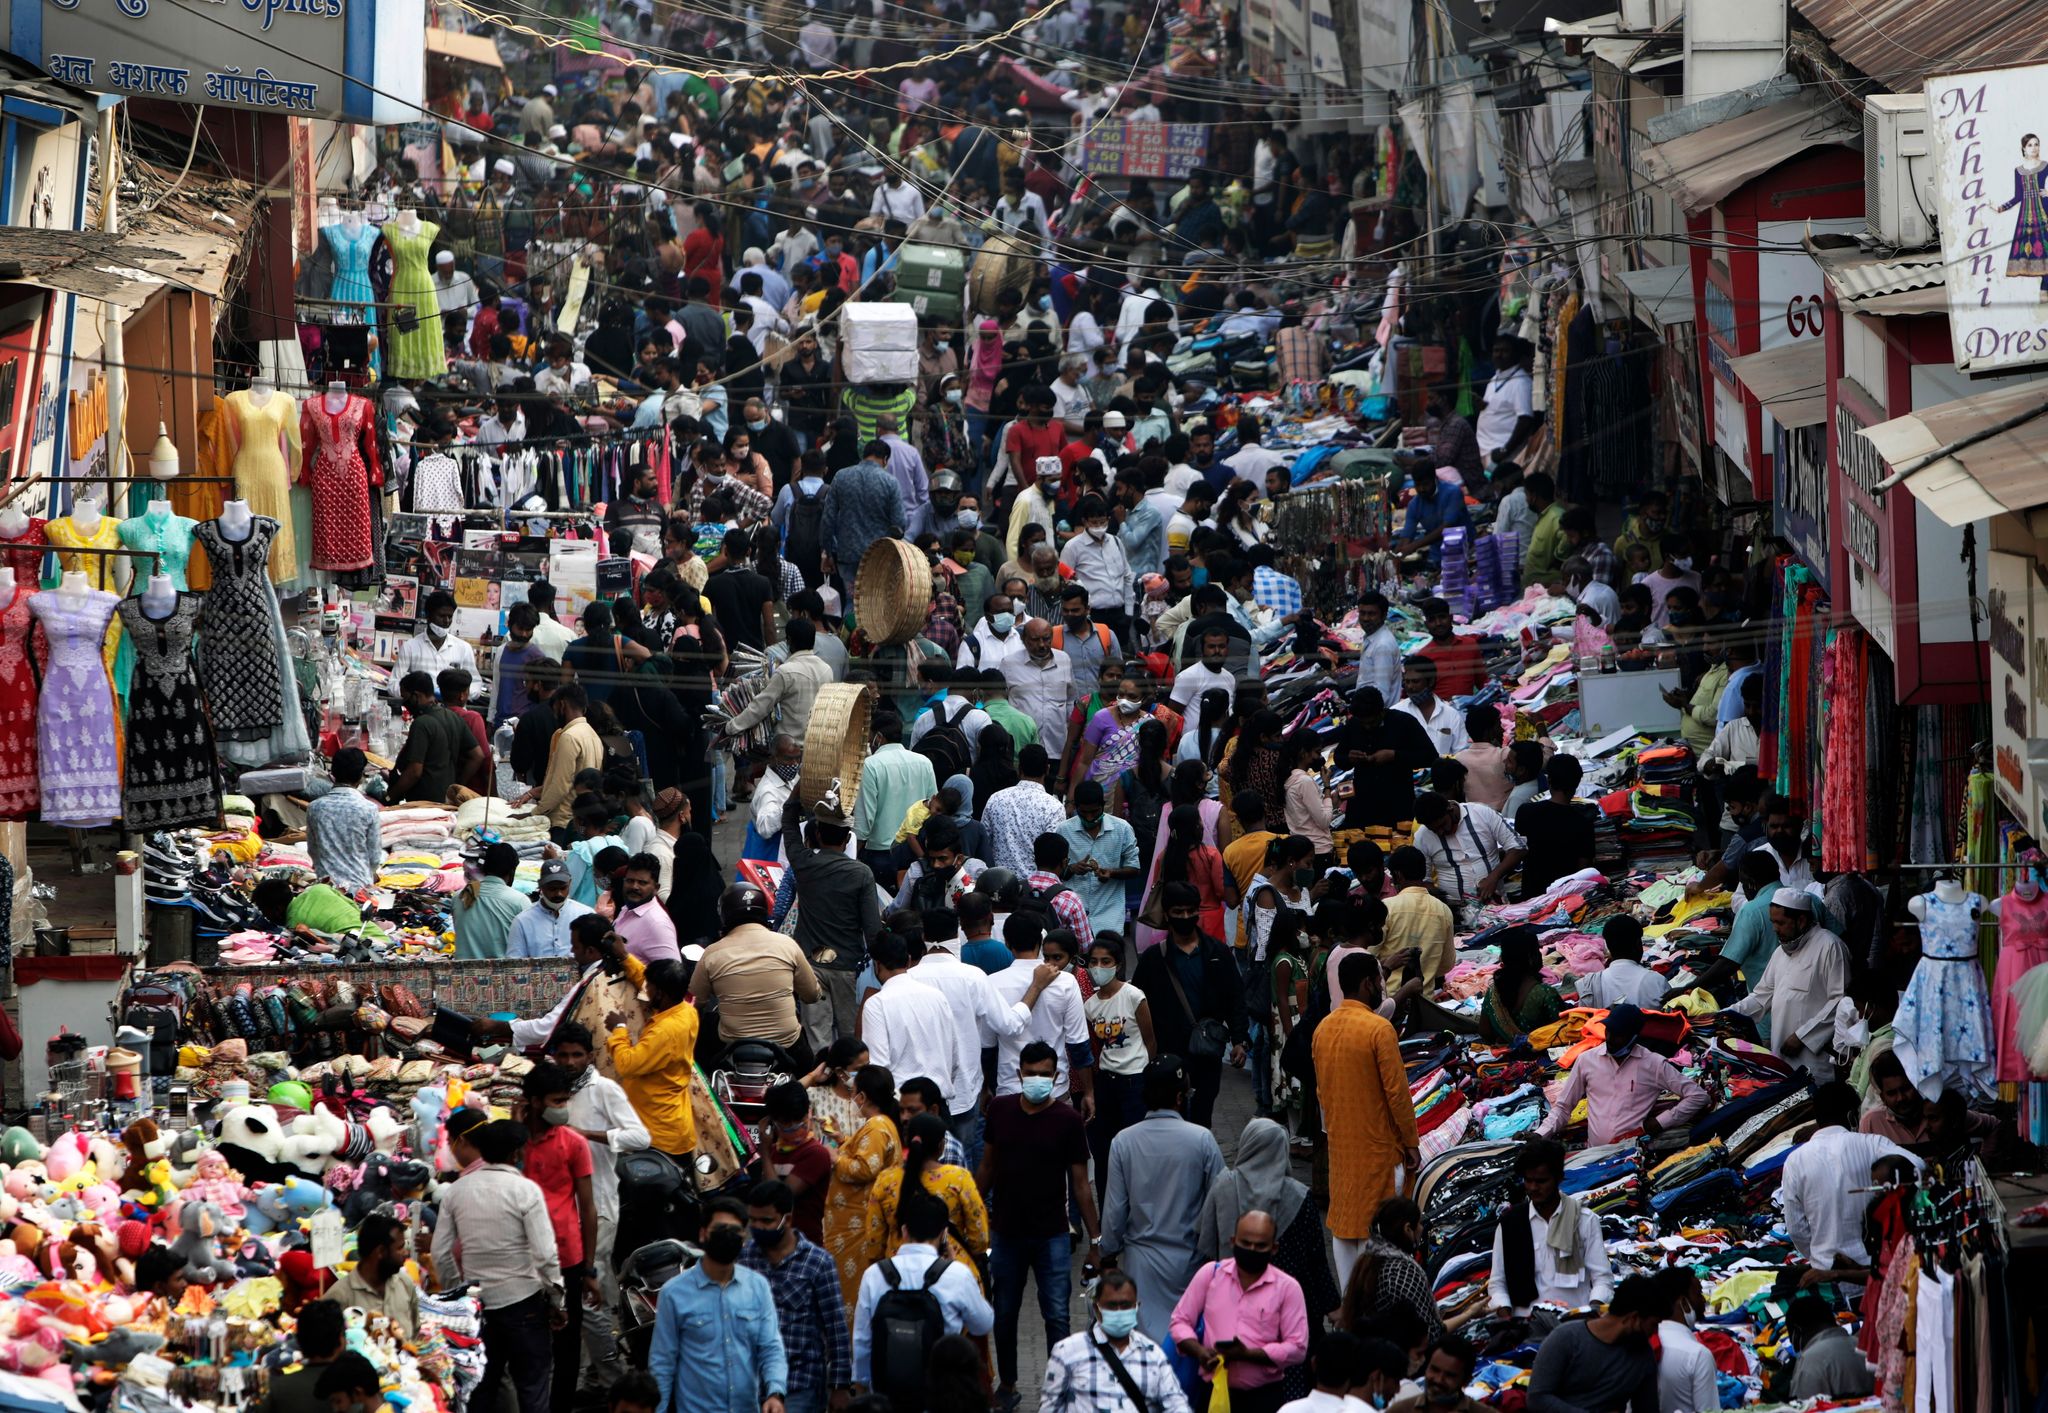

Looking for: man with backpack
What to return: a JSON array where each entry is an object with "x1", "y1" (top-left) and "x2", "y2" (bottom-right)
[
  {"x1": 910, "y1": 664, "x2": 986, "y2": 780},
  {"x1": 1052, "y1": 583, "x2": 1120, "y2": 698},
  {"x1": 1024, "y1": 833, "x2": 1096, "y2": 950},
  {"x1": 776, "y1": 450, "x2": 832, "y2": 591},
  {"x1": 851, "y1": 1188, "x2": 993, "y2": 1405}
]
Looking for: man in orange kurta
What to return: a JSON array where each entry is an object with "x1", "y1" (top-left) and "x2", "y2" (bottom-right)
[{"x1": 1312, "y1": 949, "x2": 1420, "y2": 1293}]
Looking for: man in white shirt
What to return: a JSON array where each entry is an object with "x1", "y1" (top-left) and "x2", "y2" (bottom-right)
[
  {"x1": 1701, "y1": 676, "x2": 1762, "y2": 777},
  {"x1": 1780, "y1": 1082, "x2": 1919, "y2": 1269},
  {"x1": 859, "y1": 932, "x2": 963, "y2": 1107},
  {"x1": 1169, "y1": 630, "x2": 1238, "y2": 710},
  {"x1": 1486, "y1": 1138, "x2": 1613, "y2": 1315},
  {"x1": 910, "y1": 940, "x2": 1054, "y2": 1145},
  {"x1": 1060, "y1": 496, "x2": 1133, "y2": 623},
  {"x1": 1356, "y1": 592, "x2": 1402, "y2": 707},
  {"x1": 1117, "y1": 278, "x2": 1177, "y2": 358},
  {"x1": 851, "y1": 1191, "x2": 994, "y2": 1384},
  {"x1": 871, "y1": 171, "x2": 926, "y2": 226},
  {"x1": 1393, "y1": 658, "x2": 1469, "y2": 754},
  {"x1": 989, "y1": 912, "x2": 1095, "y2": 1110},
  {"x1": 1411, "y1": 792, "x2": 1524, "y2": 914},
  {"x1": 1223, "y1": 415, "x2": 1290, "y2": 489},
  {"x1": 1475, "y1": 335, "x2": 1537, "y2": 467},
  {"x1": 548, "y1": 1021, "x2": 649, "y2": 1323},
  {"x1": 432, "y1": 250, "x2": 478, "y2": 350},
  {"x1": 1656, "y1": 1272, "x2": 1723, "y2": 1413},
  {"x1": 1731, "y1": 891, "x2": 1849, "y2": 1078},
  {"x1": 958, "y1": 595, "x2": 1028, "y2": 672},
  {"x1": 1051, "y1": 357, "x2": 1093, "y2": 430},
  {"x1": 1574, "y1": 917, "x2": 1668, "y2": 1011},
  {"x1": 912, "y1": 670, "x2": 991, "y2": 751},
  {"x1": 390, "y1": 590, "x2": 477, "y2": 701},
  {"x1": 1004, "y1": 621, "x2": 1076, "y2": 759},
  {"x1": 994, "y1": 168, "x2": 1052, "y2": 245},
  {"x1": 797, "y1": 16, "x2": 837, "y2": 68}
]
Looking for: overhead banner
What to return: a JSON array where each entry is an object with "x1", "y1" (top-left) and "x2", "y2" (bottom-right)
[
  {"x1": 1079, "y1": 122, "x2": 1210, "y2": 179},
  {"x1": 1353, "y1": 0, "x2": 1413, "y2": 91},
  {"x1": 1927, "y1": 65, "x2": 2048, "y2": 372}
]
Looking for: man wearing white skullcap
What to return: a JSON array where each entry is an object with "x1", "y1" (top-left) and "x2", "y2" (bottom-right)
[
  {"x1": 1729, "y1": 887, "x2": 1850, "y2": 1079},
  {"x1": 432, "y1": 250, "x2": 478, "y2": 351},
  {"x1": 519, "y1": 83, "x2": 555, "y2": 140}
]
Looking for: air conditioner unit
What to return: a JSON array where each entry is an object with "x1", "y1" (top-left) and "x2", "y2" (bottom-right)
[{"x1": 1865, "y1": 93, "x2": 1937, "y2": 249}]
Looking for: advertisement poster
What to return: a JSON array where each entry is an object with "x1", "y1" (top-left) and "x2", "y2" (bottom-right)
[
  {"x1": 1079, "y1": 123, "x2": 1210, "y2": 179},
  {"x1": 1926, "y1": 65, "x2": 2048, "y2": 372}
]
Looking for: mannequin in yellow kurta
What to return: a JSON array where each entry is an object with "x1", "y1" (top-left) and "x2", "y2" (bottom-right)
[
  {"x1": 222, "y1": 387, "x2": 301, "y2": 582},
  {"x1": 1312, "y1": 994, "x2": 1420, "y2": 1246}
]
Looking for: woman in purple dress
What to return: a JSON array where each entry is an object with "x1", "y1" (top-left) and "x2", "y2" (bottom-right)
[{"x1": 1997, "y1": 132, "x2": 2048, "y2": 293}]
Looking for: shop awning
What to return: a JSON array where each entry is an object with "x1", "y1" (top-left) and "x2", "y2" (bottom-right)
[
  {"x1": 1727, "y1": 340, "x2": 1827, "y2": 429},
  {"x1": 1807, "y1": 236, "x2": 1947, "y2": 316},
  {"x1": 424, "y1": 27, "x2": 505, "y2": 67},
  {"x1": 1637, "y1": 94, "x2": 1859, "y2": 212},
  {"x1": 0, "y1": 222, "x2": 237, "y2": 312},
  {"x1": 1614, "y1": 262, "x2": 1693, "y2": 327},
  {"x1": 1865, "y1": 380, "x2": 2048, "y2": 526}
]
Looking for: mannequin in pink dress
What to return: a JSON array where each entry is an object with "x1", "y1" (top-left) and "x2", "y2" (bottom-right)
[{"x1": 1992, "y1": 852, "x2": 2048, "y2": 1085}]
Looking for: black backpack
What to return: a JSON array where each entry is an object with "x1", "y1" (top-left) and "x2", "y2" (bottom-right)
[
  {"x1": 869, "y1": 1257, "x2": 948, "y2": 1409},
  {"x1": 914, "y1": 699, "x2": 974, "y2": 782},
  {"x1": 785, "y1": 481, "x2": 827, "y2": 586}
]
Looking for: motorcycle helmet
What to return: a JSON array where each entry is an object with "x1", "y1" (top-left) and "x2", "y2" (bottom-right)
[{"x1": 718, "y1": 883, "x2": 771, "y2": 933}]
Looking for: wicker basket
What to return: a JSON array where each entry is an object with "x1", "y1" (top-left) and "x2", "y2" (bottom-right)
[
  {"x1": 799, "y1": 682, "x2": 873, "y2": 815},
  {"x1": 854, "y1": 538, "x2": 933, "y2": 646}
]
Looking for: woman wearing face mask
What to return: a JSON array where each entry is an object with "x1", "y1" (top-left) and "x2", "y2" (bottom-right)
[
  {"x1": 821, "y1": 1062, "x2": 900, "y2": 1311},
  {"x1": 1065, "y1": 659, "x2": 1138, "y2": 788},
  {"x1": 858, "y1": 1111, "x2": 989, "y2": 1290},
  {"x1": 1041, "y1": 926, "x2": 1090, "y2": 999},
  {"x1": 1140, "y1": 803, "x2": 1237, "y2": 950},
  {"x1": 1082, "y1": 934, "x2": 1155, "y2": 1181},
  {"x1": 923, "y1": 373, "x2": 974, "y2": 475},
  {"x1": 723, "y1": 427, "x2": 774, "y2": 501},
  {"x1": 1193, "y1": 1117, "x2": 1339, "y2": 1400},
  {"x1": 1282, "y1": 733, "x2": 1336, "y2": 871},
  {"x1": 1111, "y1": 718, "x2": 1173, "y2": 905},
  {"x1": 801, "y1": 1036, "x2": 871, "y2": 1152},
  {"x1": 1214, "y1": 479, "x2": 1269, "y2": 552}
]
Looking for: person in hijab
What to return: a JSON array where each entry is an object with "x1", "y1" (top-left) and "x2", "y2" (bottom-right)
[
  {"x1": 1193, "y1": 1116, "x2": 1339, "y2": 1399},
  {"x1": 963, "y1": 318, "x2": 1006, "y2": 473},
  {"x1": 942, "y1": 773, "x2": 983, "y2": 860},
  {"x1": 970, "y1": 722, "x2": 1018, "y2": 819},
  {"x1": 667, "y1": 831, "x2": 726, "y2": 950}
]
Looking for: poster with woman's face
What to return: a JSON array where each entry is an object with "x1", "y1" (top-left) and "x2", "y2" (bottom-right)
[{"x1": 1928, "y1": 67, "x2": 2048, "y2": 371}]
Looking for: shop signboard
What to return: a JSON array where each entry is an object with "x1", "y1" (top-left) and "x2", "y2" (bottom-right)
[
  {"x1": 1078, "y1": 122, "x2": 1210, "y2": 179},
  {"x1": 1926, "y1": 64, "x2": 2048, "y2": 372},
  {"x1": 1, "y1": 0, "x2": 424, "y2": 123},
  {"x1": 1772, "y1": 419, "x2": 1829, "y2": 591},
  {"x1": 1352, "y1": 0, "x2": 1411, "y2": 90}
]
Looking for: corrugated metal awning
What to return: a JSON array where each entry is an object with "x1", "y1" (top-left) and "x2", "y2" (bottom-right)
[
  {"x1": 1791, "y1": 0, "x2": 2048, "y2": 90},
  {"x1": 1615, "y1": 262, "x2": 1693, "y2": 326},
  {"x1": 1867, "y1": 380, "x2": 2048, "y2": 526},
  {"x1": 1807, "y1": 237, "x2": 1947, "y2": 315},
  {"x1": 1637, "y1": 95, "x2": 1859, "y2": 212},
  {"x1": 1728, "y1": 340, "x2": 1827, "y2": 429}
]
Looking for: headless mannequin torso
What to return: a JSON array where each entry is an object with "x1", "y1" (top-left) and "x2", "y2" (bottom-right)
[{"x1": 218, "y1": 499, "x2": 254, "y2": 543}]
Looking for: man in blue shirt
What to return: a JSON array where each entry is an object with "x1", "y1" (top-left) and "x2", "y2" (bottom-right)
[
  {"x1": 851, "y1": 1189, "x2": 994, "y2": 1387},
  {"x1": 1394, "y1": 467, "x2": 1471, "y2": 565},
  {"x1": 819, "y1": 442, "x2": 907, "y2": 594},
  {"x1": 505, "y1": 862, "x2": 594, "y2": 959},
  {"x1": 1718, "y1": 638, "x2": 1761, "y2": 726},
  {"x1": 1113, "y1": 469, "x2": 1167, "y2": 579},
  {"x1": 958, "y1": 892, "x2": 1014, "y2": 975},
  {"x1": 649, "y1": 1197, "x2": 789, "y2": 1413},
  {"x1": 1057, "y1": 782, "x2": 1142, "y2": 938}
]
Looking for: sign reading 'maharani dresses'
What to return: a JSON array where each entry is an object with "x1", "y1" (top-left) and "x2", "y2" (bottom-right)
[
  {"x1": 1927, "y1": 65, "x2": 2048, "y2": 372},
  {"x1": 6, "y1": 0, "x2": 423, "y2": 122}
]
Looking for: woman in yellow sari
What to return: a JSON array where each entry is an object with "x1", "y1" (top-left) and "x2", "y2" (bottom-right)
[
  {"x1": 861, "y1": 1112, "x2": 991, "y2": 1290},
  {"x1": 822, "y1": 1065, "x2": 902, "y2": 1313}
]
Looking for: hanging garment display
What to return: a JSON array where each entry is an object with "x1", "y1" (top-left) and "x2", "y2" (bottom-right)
[
  {"x1": 408, "y1": 445, "x2": 465, "y2": 514},
  {"x1": 1992, "y1": 870, "x2": 2048, "y2": 1084},
  {"x1": 1894, "y1": 888, "x2": 1996, "y2": 1101},
  {"x1": 384, "y1": 218, "x2": 446, "y2": 380},
  {"x1": 299, "y1": 391, "x2": 382, "y2": 572},
  {"x1": 118, "y1": 593, "x2": 222, "y2": 830},
  {"x1": 194, "y1": 516, "x2": 286, "y2": 743},
  {"x1": 28, "y1": 585, "x2": 122, "y2": 827},
  {"x1": 323, "y1": 219, "x2": 378, "y2": 319},
  {"x1": 118, "y1": 504, "x2": 198, "y2": 588},
  {"x1": 46, "y1": 510, "x2": 132, "y2": 697},
  {"x1": 0, "y1": 581, "x2": 37, "y2": 818},
  {"x1": 222, "y1": 388, "x2": 303, "y2": 583},
  {"x1": 0, "y1": 517, "x2": 46, "y2": 582}
]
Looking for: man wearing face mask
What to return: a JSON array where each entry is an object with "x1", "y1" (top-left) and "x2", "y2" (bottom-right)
[
  {"x1": 741, "y1": 397, "x2": 800, "y2": 488},
  {"x1": 907, "y1": 468, "x2": 972, "y2": 544},
  {"x1": 1042, "y1": 1269, "x2": 1190, "y2": 1413},
  {"x1": 1730, "y1": 890, "x2": 1850, "y2": 1077},
  {"x1": 1611, "y1": 489, "x2": 1670, "y2": 572},
  {"x1": 391, "y1": 590, "x2": 478, "y2": 702},
  {"x1": 1532, "y1": 1004, "x2": 1708, "y2": 1145},
  {"x1": 650, "y1": 1198, "x2": 789, "y2": 1413},
  {"x1": 1113, "y1": 469, "x2": 1167, "y2": 580},
  {"x1": 1170, "y1": 1210, "x2": 1310, "y2": 1413},
  {"x1": 1061, "y1": 495, "x2": 1134, "y2": 650},
  {"x1": 1006, "y1": 457, "x2": 1065, "y2": 565},
  {"x1": 1641, "y1": 534, "x2": 1703, "y2": 628},
  {"x1": 740, "y1": 1178, "x2": 851, "y2": 1413}
]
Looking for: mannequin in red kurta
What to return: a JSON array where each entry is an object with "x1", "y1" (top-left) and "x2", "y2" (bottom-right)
[{"x1": 298, "y1": 387, "x2": 382, "y2": 573}]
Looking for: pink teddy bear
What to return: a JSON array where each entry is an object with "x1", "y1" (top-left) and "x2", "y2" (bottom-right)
[{"x1": 178, "y1": 1151, "x2": 247, "y2": 1221}]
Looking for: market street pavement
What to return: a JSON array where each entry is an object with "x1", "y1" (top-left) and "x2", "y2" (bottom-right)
[{"x1": 709, "y1": 803, "x2": 1267, "y2": 1406}]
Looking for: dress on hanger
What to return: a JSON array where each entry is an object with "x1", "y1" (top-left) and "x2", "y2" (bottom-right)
[
  {"x1": 384, "y1": 219, "x2": 446, "y2": 380},
  {"x1": 0, "y1": 583, "x2": 38, "y2": 817},
  {"x1": 118, "y1": 594, "x2": 221, "y2": 830},
  {"x1": 117, "y1": 507, "x2": 197, "y2": 589},
  {"x1": 323, "y1": 221, "x2": 379, "y2": 317},
  {"x1": 1992, "y1": 884, "x2": 2048, "y2": 1084},
  {"x1": 0, "y1": 518, "x2": 46, "y2": 583},
  {"x1": 46, "y1": 513, "x2": 131, "y2": 696},
  {"x1": 28, "y1": 587, "x2": 122, "y2": 827},
  {"x1": 299, "y1": 394, "x2": 382, "y2": 572},
  {"x1": 1894, "y1": 889, "x2": 1997, "y2": 1101},
  {"x1": 222, "y1": 390, "x2": 302, "y2": 583},
  {"x1": 195, "y1": 517, "x2": 286, "y2": 742}
]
